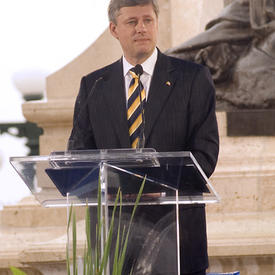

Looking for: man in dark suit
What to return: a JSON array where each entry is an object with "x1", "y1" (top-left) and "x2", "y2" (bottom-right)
[{"x1": 68, "y1": 0, "x2": 219, "y2": 274}]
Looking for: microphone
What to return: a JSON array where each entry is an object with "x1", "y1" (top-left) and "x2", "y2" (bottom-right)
[
  {"x1": 67, "y1": 73, "x2": 108, "y2": 151},
  {"x1": 133, "y1": 64, "x2": 146, "y2": 149}
]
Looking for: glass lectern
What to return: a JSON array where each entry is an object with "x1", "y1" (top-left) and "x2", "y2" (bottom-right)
[{"x1": 10, "y1": 149, "x2": 219, "y2": 275}]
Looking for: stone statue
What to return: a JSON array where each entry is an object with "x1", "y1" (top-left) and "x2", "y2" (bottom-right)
[{"x1": 166, "y1": 0, "x2": 275, "y2": 110}]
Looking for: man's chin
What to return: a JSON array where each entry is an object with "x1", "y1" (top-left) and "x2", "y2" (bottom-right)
[{"x1": 135, "y1": 48, "x2": 154, "y2": 61}]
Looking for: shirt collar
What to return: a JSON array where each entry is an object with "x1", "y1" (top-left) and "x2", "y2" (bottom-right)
[{"x1": 123, "y1": 48, "x2": 158, "y2": 77}]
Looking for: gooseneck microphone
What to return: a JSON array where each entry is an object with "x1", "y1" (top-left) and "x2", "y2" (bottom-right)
[
  {"x1": 132, "y1": 64, "x2": 146, "y2": 149},
  {"x1": 67, "y1": 74, "x2": 108, "y2": 150}
]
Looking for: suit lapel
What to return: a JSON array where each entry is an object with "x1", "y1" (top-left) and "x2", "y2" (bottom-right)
[
  {"x1": 144, "y1": 52, "x2": 179, "y2": 146},
  {"x1": 98, "y1": 53, "x2": 178, "y2": 148},
  {"x1": 101, "y1": 59, "x2": 131, "y2": 147}
]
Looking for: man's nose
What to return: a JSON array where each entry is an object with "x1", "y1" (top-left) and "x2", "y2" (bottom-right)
[{"x1": 136, "y1": 20, "x2": 146, "y2": 33}]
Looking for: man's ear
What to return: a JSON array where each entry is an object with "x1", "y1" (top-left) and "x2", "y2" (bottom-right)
[{"x1": 109, "y1": 22, "x2": 118, "y2": 40}]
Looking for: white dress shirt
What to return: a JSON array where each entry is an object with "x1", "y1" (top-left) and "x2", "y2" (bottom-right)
[{"x1": 123, "y1": 48, "x2": 158, "y2": 102}]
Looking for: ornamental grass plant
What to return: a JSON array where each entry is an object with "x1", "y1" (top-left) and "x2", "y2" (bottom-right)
[
  {"x1": 66, "y1": 176, "x2": 145, "y2": 275},
  {"x1": 11, "y1": 177, "x2": 145, "y2": 275}
]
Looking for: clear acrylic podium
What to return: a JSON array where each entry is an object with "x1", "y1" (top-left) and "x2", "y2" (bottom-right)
[{"x1": 10, "y1": 148, "x2": 219, "y2": 275}]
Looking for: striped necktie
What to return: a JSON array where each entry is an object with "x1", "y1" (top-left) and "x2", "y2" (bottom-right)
[{"x1": 127, "y1": 69, "x2": 146, "y2": 148}]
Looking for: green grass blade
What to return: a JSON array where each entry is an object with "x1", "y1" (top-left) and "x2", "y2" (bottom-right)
[
  {"x1": 85, "y1": 205, "x2": 93, "y2": 275},
  {"x1": 83, "y1": 243, "x2": 87, "y2": 275},
  {"x1": 10, "y1": 267, "x2": 27, "y2": 275},
  {"x1": 116, "y1": 225, "x2": 126, "y2": 274},
  {"x1": 111, "y1": 191, "x2": 123, "y2": 275},
  {"x1": 72, "y1": 210, "x2": 77, "y2": 275},
  {"x1": 99, "y1": 187, "x2": 120, "y2": 274},
  {"x1": 96, "y1": 173, "x2": 102, "y2": 273},
  {"x1": 66, "y1": 204, "x2": 73, "y2": 275},
  {"x1": 117, "y1": 176, "x2": 146, "y2": 274}
]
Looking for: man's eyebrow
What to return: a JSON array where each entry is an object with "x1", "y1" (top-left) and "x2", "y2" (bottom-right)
[
  {"x1": 125, "y1": 16, "x2": 137, "y2": 20},
  {"x1": 125, "y1": 14, "x2": 153, "y2": 20}
]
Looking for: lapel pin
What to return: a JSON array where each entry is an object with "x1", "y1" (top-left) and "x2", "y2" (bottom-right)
[{"x1": 166, "y1": 81, "x2": 171, "y2": 86}]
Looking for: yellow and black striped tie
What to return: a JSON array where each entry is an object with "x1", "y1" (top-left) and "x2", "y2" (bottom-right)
[{"x1": 127, "y1": 69, "x2": 146, "y2": 148}]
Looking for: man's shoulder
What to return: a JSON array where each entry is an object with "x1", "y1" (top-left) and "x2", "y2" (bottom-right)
[
  {"x1": 83, "y1": 59, "x2": 121, "y2": 81},
  {"x1": 163, "y1": 52, "x2": 205, "y2": 72}
]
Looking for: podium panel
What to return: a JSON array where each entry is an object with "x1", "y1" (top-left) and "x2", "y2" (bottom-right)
[
  {"x1": 10, "y1": 149, "x2": 219, "y2": 275},
  {"x1": 10, "y1": 149, "x2": 219, "y2": 207}
]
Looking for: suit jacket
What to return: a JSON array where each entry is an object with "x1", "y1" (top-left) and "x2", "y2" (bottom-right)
[{"x1": 68, "y1": 50, "x2": 219, "y2": 273}]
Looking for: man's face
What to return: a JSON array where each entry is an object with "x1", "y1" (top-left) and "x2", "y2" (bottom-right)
[{"x1": 109, "y1": 4, "x2": 158, "y2": 65}]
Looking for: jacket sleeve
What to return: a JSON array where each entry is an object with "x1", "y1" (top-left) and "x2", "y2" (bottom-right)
[
  {"x1": 186, "y1": 65, "x2": 219, "y2": 178},
  {"x1": 67, "y1": 76, "x2": 97, "y2": 150}
]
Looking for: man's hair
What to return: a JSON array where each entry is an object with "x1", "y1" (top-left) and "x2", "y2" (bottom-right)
[{"x1": 108, "y1": 0, "x2": 159, "y2": 23}]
